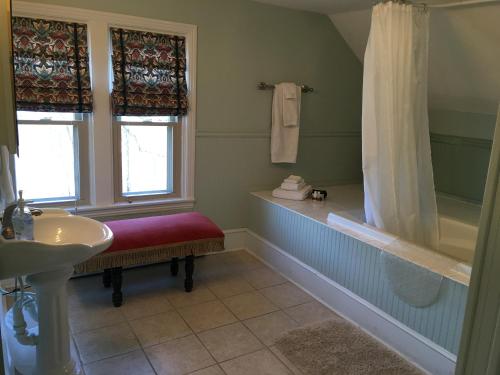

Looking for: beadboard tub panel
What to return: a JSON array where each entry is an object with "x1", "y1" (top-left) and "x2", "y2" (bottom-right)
[{"x1": 248, "y1": 195, "x2": 468, "y2": 355}]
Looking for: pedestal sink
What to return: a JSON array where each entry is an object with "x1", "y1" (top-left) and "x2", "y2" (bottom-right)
[{"x1": 0, "y1": 209, "x2": 113, "y2": 375}]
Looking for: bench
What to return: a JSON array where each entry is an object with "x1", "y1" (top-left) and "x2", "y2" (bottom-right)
[{"x1": 74, "y1": 212, "x2": 225, "y2": 307}]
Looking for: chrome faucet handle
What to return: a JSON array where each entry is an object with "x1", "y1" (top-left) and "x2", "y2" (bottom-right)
[{"x1": 1, "y1": 203, "x2": 43, "y2": 239}]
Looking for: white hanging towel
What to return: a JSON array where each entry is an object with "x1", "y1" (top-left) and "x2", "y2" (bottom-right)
[{"x1": 271, "y1": 83, "x2": 302, "y2": 163}]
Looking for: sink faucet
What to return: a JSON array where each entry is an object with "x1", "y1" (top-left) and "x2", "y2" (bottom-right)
[{"x1": 1, "y1": 203, "x2": 43, "y2": 240}]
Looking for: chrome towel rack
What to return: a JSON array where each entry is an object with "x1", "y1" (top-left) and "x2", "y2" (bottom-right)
[{"x1": 257, "y1": 82, "x2": 314, "y2": 93}]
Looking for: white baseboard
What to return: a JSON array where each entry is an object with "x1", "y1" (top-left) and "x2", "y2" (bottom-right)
[
  {"x1": 222, "y1": 228, "x2": 248, "y2": 251},
  {"x1": 243, "y1": 228, "x2": 457, "y2": 375}
]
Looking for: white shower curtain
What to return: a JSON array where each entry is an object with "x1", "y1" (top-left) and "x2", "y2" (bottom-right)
[{"x1": 362, "y1": 2, "x2": 439, "y2": 249}]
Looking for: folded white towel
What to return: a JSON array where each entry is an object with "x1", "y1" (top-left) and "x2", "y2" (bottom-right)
[
  {"x1": 272, "y1": 185, "x2": 312, "y2": 201},
  {"x1": 282, "y1": 83, "x2": 300, "y2": 127},
  {"x1": 281, "y1": 181, "x2": 306, "y2": 191},
  {"x1": 284, "y1": 175, "x2": 303, "y2": 183}
]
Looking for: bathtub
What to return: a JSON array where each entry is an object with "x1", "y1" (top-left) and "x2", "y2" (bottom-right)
[
  {"x1": 250, "y1": 187, "x2": 470, "y2": 358},
  {"x1": 439, "y1": 216, "x2": 478, "y2": 263},
  {"x1": 327, "y1": 212, "x2": 478, "y2": 264},
  {"x1": 323, "y1": 185, "x2": 480, "y2": 265}
]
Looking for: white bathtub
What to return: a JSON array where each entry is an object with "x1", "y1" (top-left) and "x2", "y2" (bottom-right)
[
  {"x1": 327, "y1": 212, "x2": 478, "y2": 264},
  {"x1": 323, "y1": 185, "x2": 480, "y2": 265},
  {"x1": 438, "y1": 216, "x2": 478, "y2": 263},
  {"x1": 327, "y1": 210, "x2": 476, "y2": 285}
]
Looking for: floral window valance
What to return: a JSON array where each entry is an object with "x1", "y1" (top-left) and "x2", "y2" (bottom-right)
[
  {"x1": 12, "y1": 17, "x2": 93, "y2": 113},
  {"x1": 110, "y1": 28, "x2": 188, "y2": 117}
]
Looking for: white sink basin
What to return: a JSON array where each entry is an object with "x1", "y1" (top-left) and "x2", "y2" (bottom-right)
[
  {"x1": 34, "y1": 215, "x2": 112, "y2": 252},
  {"x1": 0, "y1": 209, "x2": 113, "y2": 280},
  {"x1": 0, "y1": 209, "x2": 113, "y2": 375}
]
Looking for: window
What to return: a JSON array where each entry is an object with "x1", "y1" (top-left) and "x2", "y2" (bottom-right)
[
  {"x1": 14, "y1": 112, "x2": 89, "y2": 203},
  {"x1": 113, "y1": 115, "x2": 181, "y2": 201},
  {"x1": 12, "y1": 3, "x2": 197, "y2": 214},
  {"x1": 11, "y1": 16, "x2": 92, "y2": 204},
  {"x1": 110, "y1": 27, "x2": 188, "y2": 202}
]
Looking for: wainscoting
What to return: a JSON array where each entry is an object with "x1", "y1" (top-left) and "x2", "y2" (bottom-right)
[{"x1": 431, "y1": 133, "x2": 492, "y2": 203}]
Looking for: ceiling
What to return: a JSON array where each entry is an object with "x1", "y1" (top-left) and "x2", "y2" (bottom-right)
[
  {"x1": 253, "y1": 0, "x2": 465, "y2": 14},
  {"x1": 252, "y1": 0, "x2": 373, "y2": 14}
]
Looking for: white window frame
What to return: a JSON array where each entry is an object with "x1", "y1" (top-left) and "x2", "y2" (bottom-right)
[
  {"x1": 14, "y1": 113, "x2": 90, "y2": 206},
  {"x1": 113, "y1": 116, "x2": 181, "y2": 203},
  {"x1": 12, "y1": 1, "x2": 197, "y2": 218}
]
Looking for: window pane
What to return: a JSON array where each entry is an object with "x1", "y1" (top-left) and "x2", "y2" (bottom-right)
[
  {"x1": 16, "y1": 111, "x2": 83, "y2": 121},
  {"x1": 121, "y1": 125, "x2": 170, "y2": 196},
  {"x1": 117, "y1": 115, "x2": 177, "y2": 123},
  {"x1": 15, "y1": 124, "x2": 77, "y2": 201}
]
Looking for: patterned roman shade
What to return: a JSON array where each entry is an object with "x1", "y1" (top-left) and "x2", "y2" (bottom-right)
[
  {"x1": 12, "y1": 17, "x2": 92, "y2": 113},
  {"x1": 110, "y1": 28, "x2": 188, "y2": 116}
]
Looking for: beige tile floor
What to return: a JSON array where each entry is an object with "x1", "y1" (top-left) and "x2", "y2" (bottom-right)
[{"x1": 68, "y1": 250, "x2": 338, "y2": 375}]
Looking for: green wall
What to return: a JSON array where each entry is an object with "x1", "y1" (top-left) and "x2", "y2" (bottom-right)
[
  {"x1": 24, "y1": 0, "x2": 363, "y2": 228},
  {"x1": 429, "y1": 109, "x2": 496, "y2": 203}
]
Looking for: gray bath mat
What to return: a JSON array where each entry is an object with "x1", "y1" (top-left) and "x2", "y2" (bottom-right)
[{"x1": 274, "y1": 319, "x2": 423, "y2": 375}]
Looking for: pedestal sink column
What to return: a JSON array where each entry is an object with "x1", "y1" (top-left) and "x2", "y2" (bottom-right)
[{"x1": 26, "y1": 267, "x2": 81, "y2": 375}]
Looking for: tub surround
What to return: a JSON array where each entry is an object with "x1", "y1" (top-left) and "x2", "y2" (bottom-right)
[
  {"x1": 252, "y1": 185, "x2": 474, "y2": 286},
  {"x1": 249, "y1": 190, "x2": 468, "y2": 358},
  {"x1": 248, "y1": 190, "x2": 468, "y2": 360}
]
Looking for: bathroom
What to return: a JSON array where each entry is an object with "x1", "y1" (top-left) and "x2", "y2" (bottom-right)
[{"x1": 0, "y1": 0, "x2": 500, "y2": 374}]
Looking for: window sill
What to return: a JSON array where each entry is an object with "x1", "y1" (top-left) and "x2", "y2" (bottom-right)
[{"x1": 69, "y1": 197, "x2": 195, "y2": 220}]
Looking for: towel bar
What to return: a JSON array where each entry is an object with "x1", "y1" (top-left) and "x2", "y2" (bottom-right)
[{"x1": 257, "y1": 81, "x2": 314, "y2": 93}]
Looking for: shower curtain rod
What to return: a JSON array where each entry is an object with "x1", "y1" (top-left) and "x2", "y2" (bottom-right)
[{"x1": 375, "y1": 0, "x2": 499, "y2": 8}]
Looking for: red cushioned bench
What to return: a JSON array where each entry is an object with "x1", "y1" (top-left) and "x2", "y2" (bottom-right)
[{"x1": 74, "y1": 212, "x2": 225, "y2": 307}]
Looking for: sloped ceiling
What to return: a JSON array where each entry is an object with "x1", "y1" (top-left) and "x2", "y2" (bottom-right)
[
  {"x1": 252, "y1": 0, "x2": 373, "y2": 14},
  {"x1": 252, "y1": 0, "x2": 462, "y2": 14},
  {"x1": 254, "y1": 0, "x2": 500, "y2": 114},
  {"x1": 330, "y1": 2, "x2": 500, "y2": 114}
]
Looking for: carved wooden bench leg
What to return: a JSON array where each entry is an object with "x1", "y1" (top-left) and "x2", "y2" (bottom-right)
[
  {"x1": 103, "y1": 268, "x2": 112, "y2": 288},
  {"x1": 184, "y1": 255, "x2": 194, "y2": 293},
  {"x1": 111, "y1": 267, "x2": 123, "y2": 307},
  {"x1": 170, "y1": 257, "x2": 179, "y2": 276}
]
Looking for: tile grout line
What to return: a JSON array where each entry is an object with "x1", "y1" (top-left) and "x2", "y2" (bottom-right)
[
  {"x1": 124, "y1": 319, "x2": 159, "y2": 375},
  {"x1": 170, "y1": 276, "x2": 290, "y2": 373},
  {"x1": 172, "y1": 298, "x2": 220, "y2": 373},
  {"x1": 184, "y1": 286, "x2": 302, "y2": 374}
]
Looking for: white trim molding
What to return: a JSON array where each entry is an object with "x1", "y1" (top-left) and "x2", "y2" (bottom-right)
[
  {"x1": 11, "y1": 1, "x2": 197, "y2": 212},
  {"x1": 195, "y1": 130, "x2": 361, "y2": 139},
  {"x1": 225, "y1": 228, "x2": 457, "y2": 375},
  {"x1": 73, "y1": 199, "x2": 195, "y2": 220}
]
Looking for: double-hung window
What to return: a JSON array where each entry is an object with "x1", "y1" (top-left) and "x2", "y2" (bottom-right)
[
  {"x1": 15, "y1": 111, "x2": 89, "y2": 203},
  {"x1": 11, "y1": 17, "x2": 92, "y2": 204},
  {"x1": 110, "y1": 27, "x2": 189, "y2": 202},
  {"x1": 113, "y1": 115, "x2": 180, "y2": 201},
  {"x1": 10, "y1": 3, "x2": 196, "y2": 213}
]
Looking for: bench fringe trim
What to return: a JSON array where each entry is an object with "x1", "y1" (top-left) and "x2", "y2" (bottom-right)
[{"x1": 74, "y1": 237, "x2": 225, "y2": 274}]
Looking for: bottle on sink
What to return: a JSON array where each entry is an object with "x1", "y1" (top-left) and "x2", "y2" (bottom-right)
[{"x1": 12, "y1": 190, "x2": 34, "y2": 241}]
